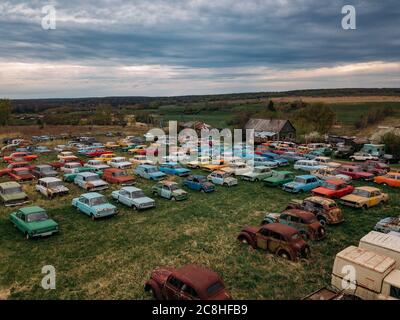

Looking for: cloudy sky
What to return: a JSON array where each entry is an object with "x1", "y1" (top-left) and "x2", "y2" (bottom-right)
[{"x1": 0, "y1": 0, "x2": 399, "y2": 98}]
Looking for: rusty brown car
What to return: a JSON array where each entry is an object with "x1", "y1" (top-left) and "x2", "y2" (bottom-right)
[
  {"x1": 237, "y1": 223, "x2": 310, "y2": 261},
  {"x1": 144, "y1": 264, "x2": 231, "y2": 300}
]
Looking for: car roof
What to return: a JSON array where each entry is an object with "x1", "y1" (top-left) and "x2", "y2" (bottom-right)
[
  {"x1": 120, "y1": 186, "x2": 142, "y2": 192},
  {"x1": 19, "y1": 206, "x2": 45, "y2": 215},
  {"x1": 39, "y1": 177, "x2": 61, "y2": 183},
  {"x1": 160, "y1": 180, "x2": 178, "y2": 186},
  {"x1": 283, "y1": 209, "x2": 315, "y2": 220},
  {"x1": 306, "y1": 196, "x2": 336, "y2": 205},
  {"x1": 356, "y1": 186, "x2": 380, "y2": 192},
  {"x1": 0, "y1": 181, "x2": 21, "y2": 188},
  {"x1": 174, "y1": 264, "x2": 222, "y2": 294},
  {"x1": 324, "y1": 179, "x2": 344, "y2": 185},
  {"x1": 78, "y1": 172, "x2": 98, "y2": 177},
  {"x1": 190, "y1": 175, "x2": 206, "y2": 179},
  {"x1": 81, "y1": 192, "x2": 103, "y2": 199},
  {"x1": 296, "y1": 174, "x2": 316, "y2": 179},
  {"x1": 263, "y1": 222, "x2": 298, "y2": 236}
]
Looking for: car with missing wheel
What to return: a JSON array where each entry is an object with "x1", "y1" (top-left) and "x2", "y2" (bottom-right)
[
  {"x1": 237, "y1": 223, "x2": 310, "y2": 261},
  {"x1": 152, "y1": 181, "x2": 188, "y2": 201},
  {"x1": 35, "y1": 177, "x2": 69, "y2": 198},
  {"x1": 111, "y1": 186, "x2": 155, "y2": 210},
  {"x1": 261, "y1": 209, "x2": 326, "y2": 240},
  {"x1": 9, "y1": 206, "x2": 59, "y2": 239},
  {"x1": 144, "y1": 264, "x2": 232, "y2": 300},
  {"x1": 72, "y1": 192, "x2": 118, "y2": 220},
  {"x1": 340, "y1": 186, "x2": 389, "y2": 209},
  {"x1": 0, "y1": 182, "x2": 29, "y2": 206},
  {"x1": 286, "y1": 196, "x2": 344, "y2": 226}
]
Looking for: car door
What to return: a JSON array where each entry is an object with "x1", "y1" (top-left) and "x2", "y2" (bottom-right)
[
  {"x1": 161, "y1": 185, "x2": 171, "y2": 199},
  {"x1": 267, "y1": 230, "x2": 281, "y2": 253},
  {"x1": 80, "y1": 197, "x2": 91, "y2": 215},
  {"x1": 15, "y1": 211, "x2": 26, "y2": 232},
  {"x1": 368, "y1": 191, "x2": 381, "y2": 206},
  {"x1": 164, "y1": 276, "x2": 184, "y2": 300},
  {"x1": 256, "y1": 227, "x2": 269, "y2": 250},
  {"x1": 119, "y1": 190, "x2": 130, "y2": 206}
]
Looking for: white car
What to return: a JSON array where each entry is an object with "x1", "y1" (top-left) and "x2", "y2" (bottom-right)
[
  {"x1": 313, "y1": 156, "x2": 341, "y2": 168},
  {"x1": 74, "y1": 172, "x2": 109, "y2": 191},
  {"x1": 186, "y1": 156, "x2": 211, "y2": 168},
  {"x1": 35, "y1": 177, "x2": 69, "y2": 198},
  {"x1": 129, "y1": 155, "x2": 155, "y2": 165},
  {"x1": 57, "y1": 151, "x2": 74, "y2": 159},
  {"x1": 61, "y1": 162, "x2": 82, "y2": 173},
  {"x1": 162, "y1": 152, "x2": 189, "y2": 163},
  {"x1": 84, "y1": 160, "x2": 110, "y2": 171},
  {"x1": 221, "y1": 162, "x2": 252, "y2": 176},
  {"x1": 111, "y1": 187, "x2": 155, "y2": 210},
  {"x1": 107, "y1": 157, "x2": 132, "y2": 169},
  {"x1": 350, "y1": 152, "x2": 379, "y2": 161}
]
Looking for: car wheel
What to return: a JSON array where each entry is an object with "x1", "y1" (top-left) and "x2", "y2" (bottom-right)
[
  {"x1": 152, "y1": 191, "x2": 158, "y2": 196},
  {"x1": 91, "y1": 214, "x2": 96, "y2": 221},
  {"x1": 132, "y1": 205, "x2": 137, "y2": 210},
  {"x1": 278, "y1": 250, "x2": 290, "y2": 260},
  {"x1": 362, "y1": 204, "x2": 368, "y2": 210},
  {"x1": 317, "y1": 216, "x2": 327, "y2": 227},
  {"x1": 171, "y1": 197, "x2": 176, "y2": 201},
  {"x1": 300, "y1": 230, "x2": 309, "y2": 240},
  {"x1": 238, "y1": 236, "x2": 249, "y2": 245}
]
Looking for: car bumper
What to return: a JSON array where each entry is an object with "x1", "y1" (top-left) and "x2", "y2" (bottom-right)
[
  {"x1": 4, "y1": 199, "x2": 30, "y2": 207},
  {"x1": 32, "y1": 230, "x2": 59, "y2": 238}
]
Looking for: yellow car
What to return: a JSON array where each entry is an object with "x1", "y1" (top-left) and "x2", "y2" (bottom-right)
[
  {"x1": 340, "y1": 186, "x2": 388, "y2": 209},
  {"x1": 200, "y1": 159, "x2": 227, "y2": 172},
  {"x1": 105, "y1": 142, "x2": 119, "y2": 149},
  {"x1": 94, "y1": 153, "x2": 116, "y2": 163},
  {"x1": 128, "y1": 145, "x2": 147, "y2": 154}
]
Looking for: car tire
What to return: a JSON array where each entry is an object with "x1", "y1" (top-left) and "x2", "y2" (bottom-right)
[
  {"x1": 171, "y1": 197, "x2": 176, "y2": 201},
  {"x1": 362, "y1": 204, "x2": 368, "y2": 210},
  {"x1": 317, "y1": 216, "x2": 327, "y2": 227},
  {"x1": 278, "y1": 250, "x2": 290, "y2": 260},
  {"x1": 91, "y1": 214, "x2": 96, "y2": 221},
  {"x1": 238, "y1": 236, "x2": 249, "y2": 245},
  {"x1": 132, "y1": 205, "x2": 137, "y2": 210}
]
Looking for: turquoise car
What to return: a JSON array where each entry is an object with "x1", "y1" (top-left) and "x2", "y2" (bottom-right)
[
  {"x1": 282, "y1": 175, "x2": 322, "y2": 193},
  {"x1": 72, "y1": 192, "x2": 118, "y2": 220},
  {"x1": 159, "y1": 162, "x2": 191, "y2": 177},
  {"x1": 134, "y1": 165, "x2": 166, "y2": 181}
]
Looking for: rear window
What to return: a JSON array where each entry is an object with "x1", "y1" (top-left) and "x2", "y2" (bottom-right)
[{"x1": 207, "y1": 281, "x2": 224, "y2": 296}]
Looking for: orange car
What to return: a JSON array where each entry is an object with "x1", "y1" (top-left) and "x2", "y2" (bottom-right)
[
  {"x1": 200, "y1": 158, "x2": 226, "y2": 171},
  {"x1": 374, "y1": 172, "x2": 400, "y2": 187}
]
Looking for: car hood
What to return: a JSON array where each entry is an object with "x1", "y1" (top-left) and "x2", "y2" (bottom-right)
[
  {"x1": 201, "y1": 181, "x2": 215, "y2": 189},
  {"x1": 341, "y1": 194, "x2": 366, "y2": 202},
  {"x1": 150, "y1": 172, "x2": 166, "y2": 178},
  {"x1": 357, "y1": 171, "x2": 374, "y2": 178},
  {"x1": 87, "y1": 180, "x2": 108, "y2": 186},
  {"x1": 2, "y1": 192, "x2": 27, "y2": 201},
  {"x1": 93, "y1": 203, "x2": 116, "y2": 211},
  {"x1": 284, "y1": 182, "x2": 304, "y2": 188},
  {"x1": 135, "y1": 197, "x2": 155, "y2": 204},
  {"x1": 49, "y1": 185, "x2": 69, "y2": 193},
  {"x1": 312, "y1": 187, "x2": 335, "y2": 195},
  {"x1": 172, "y1": 189, "x2": 187, "y2": 196}
]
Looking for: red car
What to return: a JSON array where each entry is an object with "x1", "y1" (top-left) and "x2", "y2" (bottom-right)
[
  {"x1": 49, "y1": 156, "x2": 84, "y2": 169},
  {"x1": 312, "y1": 179, "x2": 354, "y2": 199},
  {"x1": 360, "y1": 160, "x2": 390, "y2": 176},
  {"x1": 145, "y1": 264, "x2": 231, "y2": 300},
  {"x1": 0, "y1": 162, "x2": 32, "y2": 176},
  {"x1": 5, "y1": 168, "x2": 35, "y2": 182},
  {"x1": 3, "y1": 152, "x2": 38, "y2": 163},
  {"x1": 102, "y1": 168, "x2": 135, "y2": 185},
  {"x1": 335, "y1": 165, "x2": 374, "y2": 181},
  {"x1": 86, "y1": 149, "x2": 112, "y2": 158}
]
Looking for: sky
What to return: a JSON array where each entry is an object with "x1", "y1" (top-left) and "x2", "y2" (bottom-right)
[{"x1": 0, "y1": 0, "x2": 399, "y2": 98}]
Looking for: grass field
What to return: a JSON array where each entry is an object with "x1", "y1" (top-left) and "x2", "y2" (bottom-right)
[{"x1": 0, "y1": 147, "x2": 399, "y2": 300}]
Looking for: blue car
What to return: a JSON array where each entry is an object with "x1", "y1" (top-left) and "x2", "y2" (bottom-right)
[
  {"x1": 134, "y1": 165, "x2": 166, "y2": 181},
  {"x1": 260, "y1": 152, "x2": 289, "y2": 166},
  {"x1": 183, "y1": 175, "x2": 215, "y2": 192},
  {"x1": 282, "y1": 175, "x2": 322, "y2": 193},
  {"x1": 159, "y1": 162, "x2": 191, "y2": 177},
  {"x1": 72, "y1": 192, "x2": 118, "y2": 220},
  {"x1": 280, "y1": 152, "x2": 305, "y2": 163}
]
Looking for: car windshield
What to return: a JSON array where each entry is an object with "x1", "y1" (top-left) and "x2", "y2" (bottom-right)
[
  {"x1": 42, "y1": 167, "x2": 53, "y2": 172},
  {"x1": 197, "y1": 177, "x2": 207, "y2": 182},
  {"x1": 90, "y1": 196, "x2": 107, "y2": 206},
  {"x1": 47, "y1": 181, "x2": 62, "y2": 188},
  {"x1": 322, "y1": 182, "x2": 337, "y2": 190},
  {"x1": 146, "y1": 168, "x2": 158, "y2": 173},
  {"x1": 352, "y1": 189, "x2": 370, "y2": 197},
  {"x1": 114, "y1": 171, "x2": 127, "y2": 177},
  {"x1": 18, "y1": 170, "x2": 29, "y2": 175},
  {"x1": 4, "y1": 187, "x2": 22, "y2": 194},
  {"x1": 131, "y1": 191, "x2": 146, "y2": 198},
  {"x1": 206, "y1": 281, "x2": 224, "y2": 296},
  {"x1": 294, "y1": 177, "x2": 306, "y2": 184},
  {"x1": 26, "y1": 211, "x2": 49, "y2": 222},
  {"x1": 169, "y1": 184, "x2": 180, "y2": 191},
  {"x1": 85, "y1": 175, "x2": 98, "y2": 181}
]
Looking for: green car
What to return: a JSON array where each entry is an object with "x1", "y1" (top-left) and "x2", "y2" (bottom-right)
[
  {"x1": 0, "y1": 181, "x2": 29, "y2": 206},
  {"x1": 63, "y1": 167, "x2": 103, "y2": 182},
  {"x1": 264, "y1": 171, "x2": 294, "y2": 187},
  {"x1": 120, "y1": 144, "x2": 137, "y2": 152},
  {"x1": 10, "y1": 206, "x2": 59, "y2": 239}
]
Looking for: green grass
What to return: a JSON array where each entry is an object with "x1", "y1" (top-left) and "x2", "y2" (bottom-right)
[{"x1": 0, "y1": 151, "x2": 399, "y2": 300}]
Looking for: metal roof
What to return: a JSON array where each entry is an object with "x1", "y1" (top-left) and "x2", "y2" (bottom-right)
[{"x1": 245, "y1": 118, "x2": 293, "y2": 132}]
